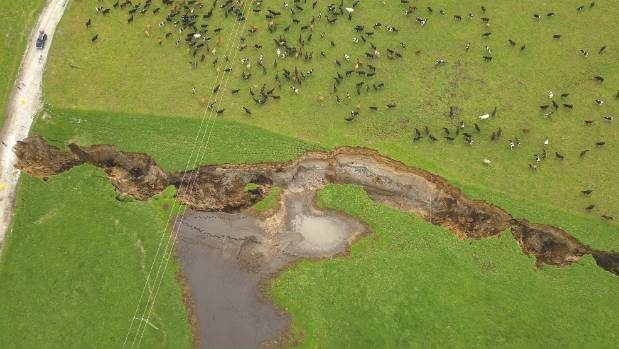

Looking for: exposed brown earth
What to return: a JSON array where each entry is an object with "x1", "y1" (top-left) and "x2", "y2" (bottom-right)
[
  {"x1": 591, "y1": 251, "x2": 619, "y2": 275},
  {"x1": 511, "y1": 219, "x2": 589, "y2": 267},
  {"x1": 13, "y1": 135, "x2": 618, "y2": 275},
  {"x1": 13, "y1": 136, "x2": 83, "y2": 178}
]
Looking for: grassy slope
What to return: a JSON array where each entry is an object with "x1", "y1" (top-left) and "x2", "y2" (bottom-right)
[
  {"x1": 35, "y1": 107, "x2": 325, "y2": 171},
  {"x1": 0, "y1": 0, "x2": 45, "y2": 125},
  {"x1": 252, "y1": 186, "x2": 282, "y2": 213},
  {"x1": 0, "y1": 167, "x2": 192, "y2": 348},
  {"x1": 44, "y1": 0, "x2": 619, "y2": 225},
  {"x1": 0, "y1": 111, "x2": 319, "y2": 348},
  {"x1": 271, "y1": 185, "x2": 618, "y2": 348}
]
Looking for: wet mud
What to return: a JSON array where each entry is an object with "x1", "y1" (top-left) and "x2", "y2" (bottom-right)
[
  {"x1": 14, "y1": 136, "x2": 619, "y2": 348},
  {"x1": 175, "y1": 213, "x2": 289, "y2": 349},
  {"x1": 175, "y1": 190, "x2": 366, "y2": 348}
]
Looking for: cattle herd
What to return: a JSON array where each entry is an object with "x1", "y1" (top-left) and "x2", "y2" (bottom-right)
[{"x1": 84, "y1": 0, "x2": 615, "y2": 219}]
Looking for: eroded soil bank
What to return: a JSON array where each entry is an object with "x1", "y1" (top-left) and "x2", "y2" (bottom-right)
[{"x1": 14, "y1": 135, "x2": 618, "y2": 274}]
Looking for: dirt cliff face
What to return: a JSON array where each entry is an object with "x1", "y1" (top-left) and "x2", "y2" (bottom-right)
[
  {"x1": 13, "y1": 135, "x2": 618, "y2": 275},
  {"x1": 13, "y1": 136, "x2": 83, "y2": 178},
  {"x1": 173, "y1": 168, "x2": 271, "y2": 212},
  {"x1": 591, "y1": 251, "x2": 619, "y2": 275},
  {"x1": 67, "y1": 143, "x2": 171, "y2": 200},
  {"x1": 510, "y1": 219, "x2": 589, "y2": 267}
]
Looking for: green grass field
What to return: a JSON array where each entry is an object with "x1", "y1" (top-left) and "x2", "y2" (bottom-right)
[
  {"x1": 0, "y1": 167, "x2": 193, "y2": 348},
  {"x1": 44, "y1": 0, "x2": 619, "y2": 221},
  {"x1": 0, "y1": 0, "x2": 45, "y2": 124},
  {"x1": 1, "y1": 0, "x2": 618, "y2": 347},
  {"x1": 272, "y1": 184, "x2": 618, "y2": 348},
  {"x1": 34, "y1": 107, "x2": 324, "y2": 170}
]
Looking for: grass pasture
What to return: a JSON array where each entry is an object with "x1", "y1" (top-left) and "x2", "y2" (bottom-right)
[
  {"x1": 0, "y1": 0, "x2": 45, "y2": 124},
  {"x1": 34, "y1": 107, "x2": 323, "y2": 171},
  {"x1": 1, "y1": 0, "x2": 618, "y2": 347},
  {"x1": 0, "y1": 167, "x2": 193, "y2": 348},
  {"x1": 44, "y1": 0, "x2": 619, "y2": 226},
  {"x1": 272, "y1": 184, "x2": 619, "y2": 348}
]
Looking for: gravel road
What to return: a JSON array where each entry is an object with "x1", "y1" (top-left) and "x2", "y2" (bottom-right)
[{"x1": 0, "y1": 0, "x2": 68, "y2": 254}]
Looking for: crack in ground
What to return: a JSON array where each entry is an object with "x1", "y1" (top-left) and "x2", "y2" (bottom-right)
[
  {"x1": 179, "y1": 221, "x2": 250, "y2": 242},
  {"x1": 13, "y1": 135, "x2": 618, "y2": 276}
]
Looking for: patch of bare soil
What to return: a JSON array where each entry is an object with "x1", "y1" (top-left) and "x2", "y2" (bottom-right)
[
  {"x1": 172, "y1": 167, "x2": 271, "y2": 212},
  {"x1": 510, "y1": 219, "x2": 589, "y2": 267},
  {"x1": 67, "y1": 143, "x2": 170, "y2": 200},
  {"x1": 15, "y1": 136, "x2": 512, "y2": 238},
  {"x1": 591, "y1": 251, "x2": 619, "y2": 276},
  {"x1": 13, "y1": 136, "x2": 83, "y2": 178}
]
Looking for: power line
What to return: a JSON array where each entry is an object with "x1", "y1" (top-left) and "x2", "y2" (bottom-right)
[{"x1": 123, "y1": 2, "x2": 255, "y2": 348}]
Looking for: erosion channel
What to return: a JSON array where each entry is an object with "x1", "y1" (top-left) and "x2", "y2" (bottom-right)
[{"x1": 14, "y1": 136, "x2": 619, "y2": 348}]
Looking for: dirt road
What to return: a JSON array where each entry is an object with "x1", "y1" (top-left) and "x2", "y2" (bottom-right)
[{"x1": 0, "y1": 0, "x2": 68, "y2": 254}]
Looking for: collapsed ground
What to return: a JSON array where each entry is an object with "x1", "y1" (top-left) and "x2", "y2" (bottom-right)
[{"x1": 14, "y1": 135, "x2": 619, "y2": 276}]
